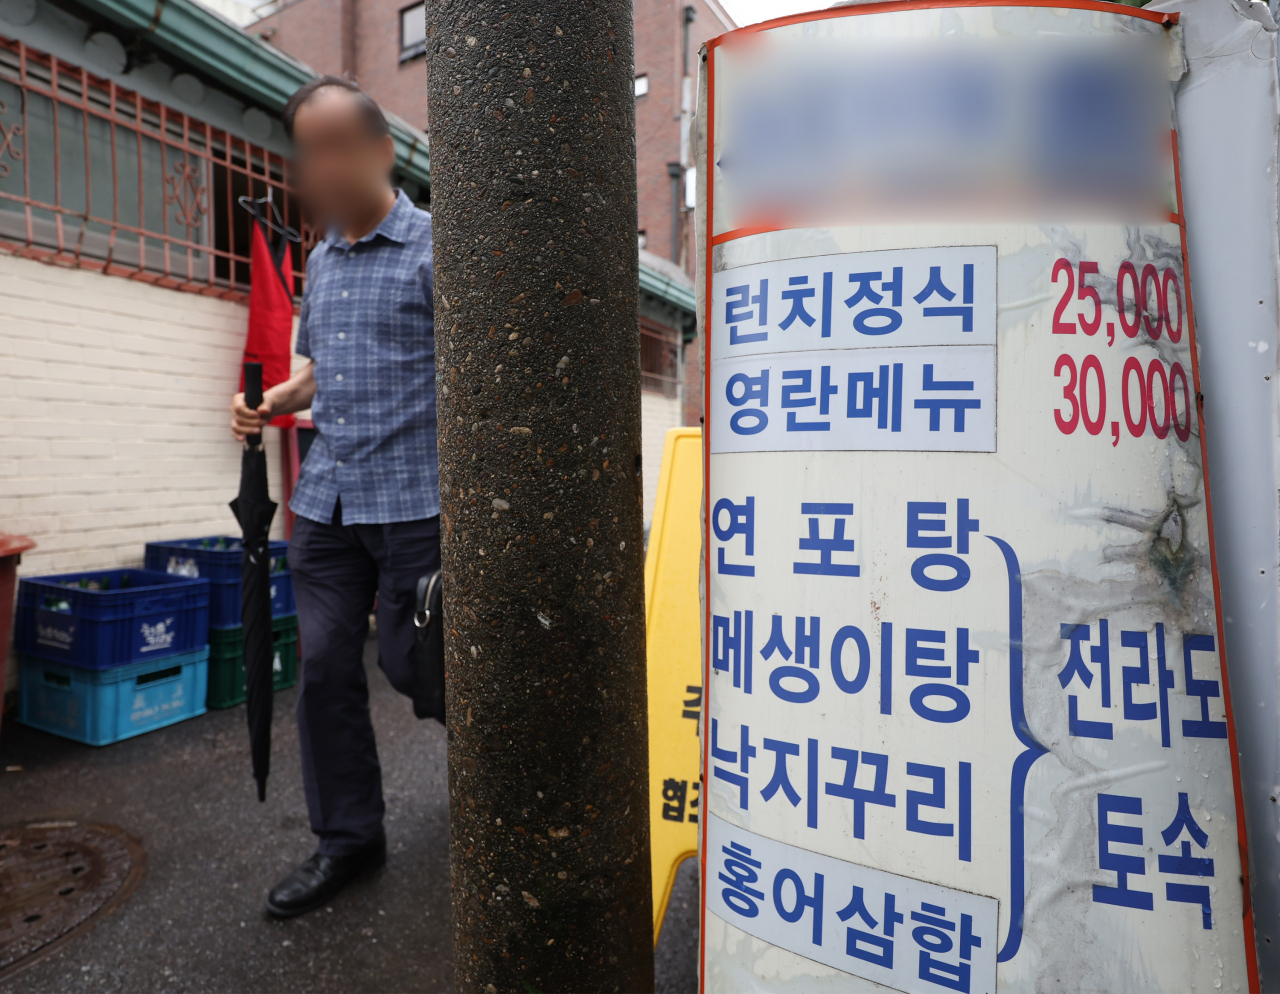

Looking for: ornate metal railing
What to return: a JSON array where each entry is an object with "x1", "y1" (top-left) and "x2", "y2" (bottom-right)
[
  {"x1": 0, "y1": 34, "x2": 314, "y2": 300},
  {"x1": 640, "y1": 316, "x2": 680, "y2": 398}
]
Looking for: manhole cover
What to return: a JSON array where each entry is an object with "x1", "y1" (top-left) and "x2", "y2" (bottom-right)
[{"x1": 0, "y1": 822, "x2": 145, "y2": 982}]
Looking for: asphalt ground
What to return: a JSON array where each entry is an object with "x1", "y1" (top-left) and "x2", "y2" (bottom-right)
[{"x1": 0, "y1": 637, "x2": 699, "y2": 993}]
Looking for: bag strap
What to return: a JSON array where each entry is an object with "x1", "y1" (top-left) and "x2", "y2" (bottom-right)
[{"x1": 414, "y1": 573, "x2": 432, "y2": 629}]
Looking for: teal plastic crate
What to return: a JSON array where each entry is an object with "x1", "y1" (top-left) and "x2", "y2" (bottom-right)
[{"x1": 17, "y1": 647, "x2": 209, "y2": 746}]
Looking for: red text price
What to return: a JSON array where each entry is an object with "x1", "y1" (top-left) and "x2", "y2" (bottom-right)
[
  {"x1": 1052, "y1": 258, "x2": 1184, "y2": 346},
  {"x1": 1055, "y1": 354, "x2": 1192, "y2": 446}
]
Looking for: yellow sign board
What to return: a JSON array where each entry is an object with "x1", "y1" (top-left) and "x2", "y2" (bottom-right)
[{"x1": 645, "y1": 427, "x2": 704, "y2": 944}]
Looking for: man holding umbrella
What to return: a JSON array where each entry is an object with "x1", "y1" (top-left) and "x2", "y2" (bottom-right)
[{"x1": 230, "y1": 77, "x2": 439, "y2": 918}]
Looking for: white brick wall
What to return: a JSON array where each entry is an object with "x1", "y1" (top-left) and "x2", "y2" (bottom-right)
[
  {"x1": 0, "y1": 248, "x2": 684, "y2": 693},
  {"x1": 0, "y1": 251, "x2": 293, "y2": 692},
  {"x1": 642, "y1": 390, "x2": 682, "y2": 530}
]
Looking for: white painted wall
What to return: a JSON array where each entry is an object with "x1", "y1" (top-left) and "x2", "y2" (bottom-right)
[
  {"x1": 642, "y1": 390, "x2": 682, "y2": 530},
  {"x1": 0, "y1": 251, "x2": 289, "y2": 692},
  {"x1": 0, "y1": 246, "x2": 685, "y2": 695}
]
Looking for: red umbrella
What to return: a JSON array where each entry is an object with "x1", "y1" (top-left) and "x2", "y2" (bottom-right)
[{"x1": 240, "y1": 197, "x2": 297, "y2": 428}]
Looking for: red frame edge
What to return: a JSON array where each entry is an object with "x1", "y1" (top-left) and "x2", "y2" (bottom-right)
[
  {"x1": 707, "y1": 0, "x2": 1175, "y2": 51},
  {"x1": 698, "y1": 36, "x2": 716, "y2": 994}
]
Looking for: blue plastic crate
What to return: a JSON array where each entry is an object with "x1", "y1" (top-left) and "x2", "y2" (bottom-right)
[
  {"x1": 14, "y1": 569, "x2": 210, "y2": 670},
  {"x1": 203, "y1": 571, "x2": 296, "y2": 630},
  {"x1": 144, "y1": 536, "x2": 293, "y2": 629},
  {"x1": 17, "y1": 647, "x2": 209, "y2": 746},
  {"x1": 143, "y1": 536, "x2": 290, "y2": 582}
]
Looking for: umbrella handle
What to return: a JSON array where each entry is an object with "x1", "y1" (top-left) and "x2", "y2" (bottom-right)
[{"x1": 244, "y1": 361, "x2": 264, "y2": 447}]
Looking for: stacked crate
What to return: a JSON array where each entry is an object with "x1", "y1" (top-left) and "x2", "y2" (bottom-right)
[
  {"x1": 144, "y1": 537, "x2": 298, "y2": 709},
  {"x1": 13, "y1": 569, "x2": 211, "y2": 745}
]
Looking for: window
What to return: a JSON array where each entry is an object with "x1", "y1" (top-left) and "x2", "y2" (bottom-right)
[
  {"x1": 0, "y1": 34, "x2": 313, "y2": 299},
  {"x1": 400, "y1": 3, "x2": 426, "y2": 61},
  {"x1": 634, "y1": 74, "x2": 649, "y2": 98},
  {"x1": 640, "y1": 317, "x2": 679, "y2": 398}
]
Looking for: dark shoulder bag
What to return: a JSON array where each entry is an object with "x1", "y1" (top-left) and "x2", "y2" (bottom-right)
[{"x1": 412, "y1": 570, "x2": 446, "y2": 724}]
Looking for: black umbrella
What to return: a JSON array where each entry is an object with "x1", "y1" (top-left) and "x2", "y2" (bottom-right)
[{"x1": 230, "y1": 361, "x2": 278, "y2": 802}]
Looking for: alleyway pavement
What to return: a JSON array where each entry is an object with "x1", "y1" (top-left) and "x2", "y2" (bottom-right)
[{"x1": 0, "y1": 637, "x2": 699, "y2": 993}]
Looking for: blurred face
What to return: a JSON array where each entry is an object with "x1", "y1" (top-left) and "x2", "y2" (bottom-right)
[{"x1": 290, "y1": 87, "x2": 395, "y2": 228}]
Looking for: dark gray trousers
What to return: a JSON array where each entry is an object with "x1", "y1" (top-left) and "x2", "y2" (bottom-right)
[{"x1": 288, "y1": 504, "x2": 440, "y2": 856}]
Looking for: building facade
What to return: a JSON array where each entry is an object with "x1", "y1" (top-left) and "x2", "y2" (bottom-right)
[
  {"x1": 0, "y1": 0, "x2": 433, "y2": 698},
  {"x1": 0, "y1": 0, "x2": 712, "y2": 700},
  {"x1": 248, "y1": 0, "x2": 724, "y2": 459},
  {"x1": 251, "y1": 0, "x2": 430, "y2": 133},
  {"x1": 633, "y1": 0, "x2": 734, "y2": 432},
  {"x1": 632, "y1": 0, "x2": 733, "y2": 276},
  {"x1": 250, "y1": 0, "x2": 735, "y2": 267}
]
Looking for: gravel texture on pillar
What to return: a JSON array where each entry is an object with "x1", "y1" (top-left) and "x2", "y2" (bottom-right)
[{"x1": 425, "y1": 3, "x2": 654, "y2": 992}]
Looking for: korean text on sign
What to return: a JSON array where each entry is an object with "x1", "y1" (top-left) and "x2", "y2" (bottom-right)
[
  {"x1": 710, "y1": 245, "x2": 997, "y2": 360},
  {"x1": 707, "y1": 813, "x2": 997, "y2": 993},
  {"x1": 710, "y1": 346, "x2": 996, "y2": 453}
]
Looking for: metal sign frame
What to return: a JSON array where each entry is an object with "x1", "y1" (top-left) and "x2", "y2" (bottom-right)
[{"x1": 697, "y1": 4, "x2": 1259, "y2": 991}]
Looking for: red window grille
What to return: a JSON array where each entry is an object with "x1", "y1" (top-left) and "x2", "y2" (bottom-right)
[
  {"x1": 0, "y1": 33, "x2": 315, "y2": 300},
  {"x1": 640, "y1": 316, "x2": 680, "y2": 398}
]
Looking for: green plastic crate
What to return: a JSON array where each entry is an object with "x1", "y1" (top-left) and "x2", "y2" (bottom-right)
[{"x1": 207, "y1": 614, "x2": 298, "y2": 709}]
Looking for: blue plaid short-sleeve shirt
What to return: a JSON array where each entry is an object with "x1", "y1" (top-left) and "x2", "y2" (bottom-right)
[{"x1": 290, "y1": 191, "x2": 439, "y2": 525}]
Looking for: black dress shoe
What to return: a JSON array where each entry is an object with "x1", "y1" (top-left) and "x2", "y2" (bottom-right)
[{"x1": 265, "y1": 838, "x2": 386, "y2": 918}]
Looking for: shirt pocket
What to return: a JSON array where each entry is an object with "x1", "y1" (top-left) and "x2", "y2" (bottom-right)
[{"x1": 377, "y1": 275, "x2": 429, "y2": 353}]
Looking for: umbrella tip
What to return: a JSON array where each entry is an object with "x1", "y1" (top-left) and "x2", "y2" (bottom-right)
[{"x1": 256, "y1": 779, "x2": 267, "y2": 803}]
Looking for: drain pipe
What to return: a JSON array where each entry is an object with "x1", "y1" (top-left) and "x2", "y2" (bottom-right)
[{"x1": 667, "y1": 161, "x2": 682, "y2": 263}]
